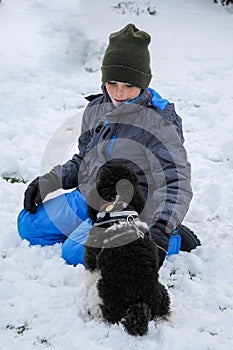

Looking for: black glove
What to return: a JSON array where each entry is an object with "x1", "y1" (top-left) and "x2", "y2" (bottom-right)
[
  {"x1": 24, "y1": 169, "x2": 62, "y2": 214},
  {"x1": 24, "y1": 177, "x2": 42, "y2": 213},
  {"x1": 150, "y1": 221, "x2": 172, "y2": 267}
]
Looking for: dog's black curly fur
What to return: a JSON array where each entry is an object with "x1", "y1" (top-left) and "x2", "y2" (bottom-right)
[{"x1": 84, "y1": 163, "x2": 170, "y2": 336}]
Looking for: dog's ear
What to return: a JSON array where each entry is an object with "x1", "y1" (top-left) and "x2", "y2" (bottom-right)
[
  {"x1": 86, "y1": 188, "x2": 98, "y2": 223},
  {"x1": 88, "y1": 205, "x2": 98, "y2": 224},
  {"x1": 86, "y1": 187, "x2": 106, "y2": 223}
]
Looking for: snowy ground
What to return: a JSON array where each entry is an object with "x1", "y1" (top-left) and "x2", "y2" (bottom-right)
[{"x1": 0, "y1": 0, "x2": 233, "y2": 349}]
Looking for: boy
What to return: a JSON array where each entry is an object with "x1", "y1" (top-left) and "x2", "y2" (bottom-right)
[{"x1": 18, "y1": 24, "x2": 200, "y2": 267}]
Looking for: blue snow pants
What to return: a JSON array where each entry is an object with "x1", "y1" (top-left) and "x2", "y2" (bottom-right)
[
  {"x1": 17, "y1": 189, "x2": 91, "y2": 266},
  {"x1": 17, "y1": 189, "x2": 180, "y2": 266}
]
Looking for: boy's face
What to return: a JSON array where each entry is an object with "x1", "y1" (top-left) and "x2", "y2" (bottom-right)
[{"x1": 105, "y1": 81, "x2": 141, "y2": 107}]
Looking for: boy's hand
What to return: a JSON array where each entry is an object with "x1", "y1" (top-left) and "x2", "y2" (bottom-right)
[{"x1": 24, "y1": 177, "x2": 42, "y2": 213}]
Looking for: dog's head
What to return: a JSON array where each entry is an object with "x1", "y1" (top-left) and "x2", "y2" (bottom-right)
[{"x1": 87, "y1": 163, "x2": 146, "y2": 224}]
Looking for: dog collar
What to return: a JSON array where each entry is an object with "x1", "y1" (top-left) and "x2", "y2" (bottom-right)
[
  {"x1": 97, "y1": 210, "x2": 138, "y2": 220},
  {"x1": 94, "y1": 210, "x2": 139, "y2": 227}
]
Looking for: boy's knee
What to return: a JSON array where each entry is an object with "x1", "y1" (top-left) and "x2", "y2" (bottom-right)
[
  {"x1": 17, "y1": 208, "x2": 66, "y2": 246},
  {"x1": 61, "y1": 238, "x2": 85, "y2": 266},
  {"x1": 61, "y1": 217, "x2": 92, "y2": 266},
  {"x1": 17, "y1": 209, "x2": 34, "y2": 242}
]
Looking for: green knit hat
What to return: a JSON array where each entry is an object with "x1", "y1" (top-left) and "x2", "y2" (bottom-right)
[{"x1": 101, "y1": 24, "x2": 152, "y2": 89}]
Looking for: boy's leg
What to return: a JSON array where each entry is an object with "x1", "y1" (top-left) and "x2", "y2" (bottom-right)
[
  {"x1": 167, "y1": 225, "x2": 201, "y2": 256},
  {"x1": 17, "y1": 189, "x2": 88, "y2": 246},
  {"x1": 61, "y1": 218, "x2": 92, "y2": 266}
]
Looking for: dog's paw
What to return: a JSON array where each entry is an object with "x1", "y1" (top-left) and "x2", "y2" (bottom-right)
[{"x1": 121, "y1": 302, "x2": 151, "y2": 336}]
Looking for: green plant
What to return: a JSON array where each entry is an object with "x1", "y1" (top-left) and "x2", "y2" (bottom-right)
[
  {"x1": 6, "y1": 323, "x2": 29, "y2": 335},
  {"x1": 2, "y1": 175, "x2": 27, "y2": 184}
]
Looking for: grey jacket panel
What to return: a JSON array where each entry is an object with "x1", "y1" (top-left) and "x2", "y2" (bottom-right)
[{"x1": 54, "y1": 87, "x2": 192, "y2": 230}]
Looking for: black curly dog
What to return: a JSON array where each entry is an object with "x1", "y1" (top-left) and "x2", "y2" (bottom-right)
[{"x1": 84, "y1": 163, "x2": 170, "y2": 336}]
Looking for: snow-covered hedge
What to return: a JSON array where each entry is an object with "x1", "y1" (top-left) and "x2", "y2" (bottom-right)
[
  {"x1": 214, "y1": 0, "x2": 233, "y2": 5},
  {"x1": 112, "y1": 1, "x2": 156, "y2": 16}
]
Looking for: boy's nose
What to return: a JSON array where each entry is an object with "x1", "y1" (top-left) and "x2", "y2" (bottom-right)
[{"x1": 115, "y1": 87, "x2": 125, "y2": 98}]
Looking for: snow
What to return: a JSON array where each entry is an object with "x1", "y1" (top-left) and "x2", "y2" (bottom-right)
[{"x1": 0, "y1": 0, "x2": 233, "y2": 348}]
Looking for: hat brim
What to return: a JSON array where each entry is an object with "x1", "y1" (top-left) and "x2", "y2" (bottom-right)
[{"x1": 101, "y1": 65, "x2": 152, "y2": 90}]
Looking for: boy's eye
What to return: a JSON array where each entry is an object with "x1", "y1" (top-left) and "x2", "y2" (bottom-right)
[{"x1": 107, "y1": 81, "x2": 133, "y2": 88}]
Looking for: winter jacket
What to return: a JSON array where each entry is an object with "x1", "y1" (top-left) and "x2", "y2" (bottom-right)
[{"x1": 49, "y1": 85, "x2": 193, "y2": 231}]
